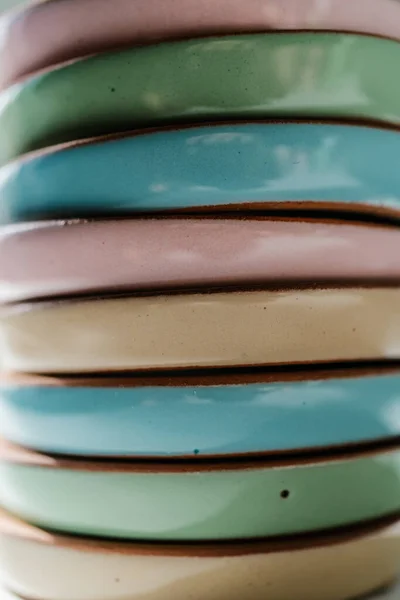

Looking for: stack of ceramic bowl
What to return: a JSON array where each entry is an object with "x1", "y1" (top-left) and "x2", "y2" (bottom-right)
[{"x1": 0, "y1": 1, "x2": 399, "y2": 599}]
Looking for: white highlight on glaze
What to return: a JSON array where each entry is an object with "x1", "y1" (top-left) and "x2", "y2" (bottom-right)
[
  {"x1": 186, "y1": 132, "x2": 253, "y2": 145},
  {"x1": 383, "y1": 401, "x2": 400, "y2": 433},
  {"x1": 307, "y1": 0, "x2": 332, "y2": 26},
  {"x1": 250, "y1": 383, "x2": 347, "y2": 408}
]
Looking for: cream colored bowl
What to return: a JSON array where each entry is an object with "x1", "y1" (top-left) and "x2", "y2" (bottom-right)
[
  {"x1": 2, "y1": 287, "x2": 400, "y2": 373},
  {"x1": 0, "y1": 511, "x2": 399, "y2": 600}
]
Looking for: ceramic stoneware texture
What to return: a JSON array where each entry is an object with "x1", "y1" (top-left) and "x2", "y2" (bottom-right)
[
  {"x1": 2, "y1": 287, "x2": 400, "y2": 373},
  {"x1": 1, "y1": 33, "x2": 400, "y2": 164},
  {"x1": 3, "y1": 123, "x2": 400, "y2": 224},
  {"x1": 3, "y1": 0, "x2": 400, "y2": 89},
  {"x1": 0, "y1": 515, "x2": 399, "y2": 600},
  {"x1": 1, "y1": 369, "x2": 400, "y2": 457},
  {"x1": 3, "y1": 219, "x2": 400, "y2": 302},
  {"x1": 0, "y1": 443, "x2": 400, "y2": 541},
  {"x1": 2, "y1": 588, "x2": 396, "y2": 600},
  {"x1": 2, "y1": 588, "x2": 397, "y2": 600}
]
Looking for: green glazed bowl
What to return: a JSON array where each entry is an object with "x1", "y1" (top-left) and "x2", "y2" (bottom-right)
[
  {"x1": 0, "y1": 442, "x2": 399, "y2": 541},
  {"x1": 0, "y1": 32, "x2": 399, "y2": 164}
]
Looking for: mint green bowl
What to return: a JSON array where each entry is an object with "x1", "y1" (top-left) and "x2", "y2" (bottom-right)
[
  {"x1": 1, "y1": 32, "x2": 400, "y2": 164},
  {"x1": 0, "y1": 445, "x2": 399, "y2": 540}
]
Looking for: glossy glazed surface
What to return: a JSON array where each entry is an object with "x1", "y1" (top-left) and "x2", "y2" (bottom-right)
[
  {"x1": 3, "y1": 218, "x2": 400, "y2": 302},
  {"x1": 1, "y1": 288, "x2": 400, "y2": 373},
  {"x1": 1, "y1": 370, "x2": 400, "y2": 457},
  {"x1": 0, "y1": 446, "x2": 399, "y2": 540},
  {"x1": 2, "y1": 123, "x2": 400, "y2": 224},
  {"x1": 0, "y1": 33, "x2": 400, "y2": 163},
  {"x1": 0, "y1": 518, "x2": 399, "y2": 600},
  {"x1": 3, "y1": 0, "x2": 400, "y2": 89}
]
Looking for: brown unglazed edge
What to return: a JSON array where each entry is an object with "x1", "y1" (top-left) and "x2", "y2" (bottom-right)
[
  {"x1": 4, "y1": 213, "x2": 400, "y2": 227},
  {"x1": 0, "y1": 509, "x2": 398, "y2": 557},
  {"x1": 1, "y1": 435, "x2": 399, "y2": 473},
  {"x1": 33, "y1": 200, "x2": 400, "y2": 228},
  {"x1": 6, "y1": 276, "x2": 400, "y2": 307},
  {"x1": 3, "y1": 281, "x2": 400, "y2": 314},
  {"x1": 3, "y1": 362, "x2": 400, "y2": 388}
]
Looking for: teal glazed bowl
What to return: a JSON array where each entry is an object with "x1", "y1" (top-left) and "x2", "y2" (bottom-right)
[
  {"x1": 0, "y1": 442, "x2": 399, "y2": 541},
  {"x1": 1, "y1": 369, "x2": 399, "y2": 458},
  {"x1": 0, "y1": 32, "x2": 400, "y2": 163},
  {"x1": 2, "y1": 122, "x2": 400, "y2": 224}
]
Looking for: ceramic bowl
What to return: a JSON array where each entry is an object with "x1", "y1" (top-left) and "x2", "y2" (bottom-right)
[
  {"x1": 3, "y1": 218, "x2": 400, "y2": 303},
  {"x1": 0, "y1": 441, "x2": 399, "y2": 541},
  {"x1": 1, "y1": 368, "x2": 400, "y2": 458},
  {"x1": 0, "y1": 32, "x2": 400, "y2": 163},
  {"x1": 2, "y1": 122, "x2": 400, "y2": 224},
  {"x1": 1, "y1": 287, "x2": 400, "y2": 373},
  {"x1": 2, "y1": 586, "x2": 397, "y2": 600},
  {"x1": 0, "y1": 511, "x2": 399, "y2": 600},
  {"x1": 2, "y1": 0, "x2": 400, "y2": 90}
]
